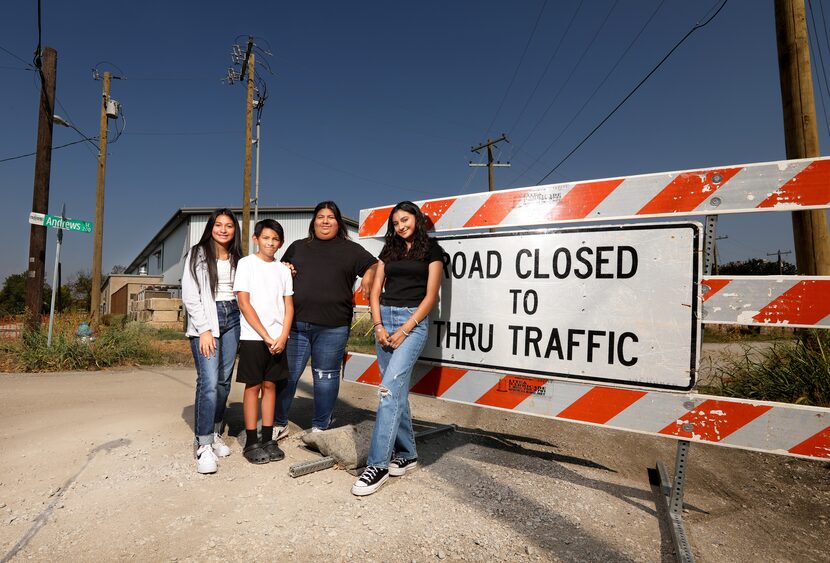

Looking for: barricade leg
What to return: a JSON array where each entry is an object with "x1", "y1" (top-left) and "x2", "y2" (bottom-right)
[{"x1": 656, "y1": 440, "x2": 695, "y2": 563}]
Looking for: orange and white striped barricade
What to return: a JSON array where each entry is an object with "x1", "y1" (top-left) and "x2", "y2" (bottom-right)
[{"x1": 347, "y1": 156, "x2": 830, "y2": 561}]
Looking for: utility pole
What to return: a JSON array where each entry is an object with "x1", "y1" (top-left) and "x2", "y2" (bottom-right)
[
  {"x1": 25, "y1": 47, "x2": 57, "y2": 331},
  {"x1": 90, "y1": 71, "x2": 111, "y2": 327},
  {"x1": 774, "y1": 0, "x2": 830, "y2": 275},
  {"x1": 236, "y1": 38, "x2": 255, "y2": 253},
  {"x1": 767, "y1": 249, "x2": 793, "y2": 274},
  {"x1": 469, "y1": 134, "x2": 511, "y2": 192}
]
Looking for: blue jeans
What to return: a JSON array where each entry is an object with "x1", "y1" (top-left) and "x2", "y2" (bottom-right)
[
  {"x1": 367, "y1": 306, "x2": 429, "y2": 468},
  {"x1": 190, "y1": 300, "x2": 240, "y2": 445},
  {"x1": 275, "y1": 321, "x2": 350, "y2": 430}
]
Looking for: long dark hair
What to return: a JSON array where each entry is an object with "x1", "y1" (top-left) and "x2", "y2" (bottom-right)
[
  {"x1": 307, "y1": 201, "x2": 350, "y2": 241},
  {"x1": 379, "y1": 201, "x2": 430, "y2": 262},
  {"x1": 189, "y1": 208, "x2": 243, "y2": 296}
]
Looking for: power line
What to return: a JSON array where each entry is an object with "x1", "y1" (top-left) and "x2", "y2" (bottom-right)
[
  {"x1": 0, "y1": 138, "x2": 94, "y2": 164},
  {"x1": 807, "y1": 0, "x2": 830, "y2": 138},
  {"x1": 509, "y1": 0, "x2": 618, "y2": 165},
  {"x1": 510, "y1": 0, "x2": 664, "y2": 185},
  {"x1": 482, "y1": 0, "x2": 549, "y2": 138},
  {"x1": 505, "y1": 1, "x2": 585, "y2": 141},
  {"x1": 0, "y1": 44, "x2": 32, "y2": 67},
  {"x1": 535, "y1": 0, "x2": 730, "y2": 185}
]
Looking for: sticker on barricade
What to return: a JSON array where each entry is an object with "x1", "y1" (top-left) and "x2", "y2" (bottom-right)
[{"x1": 343, "y1": 353, "x2": 830, "y2": 462}]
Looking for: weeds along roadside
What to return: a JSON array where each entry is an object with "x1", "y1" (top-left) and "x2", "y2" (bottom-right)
[
  {"x1": 700, "y1": 330, "x2": 830, "y2": 408},
  {"x1": 0, "y1": 312, "x2": 189, "y2": 372}
]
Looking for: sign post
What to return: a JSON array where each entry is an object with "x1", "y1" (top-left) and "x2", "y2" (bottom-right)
[{"x1": 29, "y1": 209, "x2": 93, "y2": 346}]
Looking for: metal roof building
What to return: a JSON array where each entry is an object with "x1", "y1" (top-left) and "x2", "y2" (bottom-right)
[{"x1": 124, "y1": 206, "x2": 383, "y2": 285}]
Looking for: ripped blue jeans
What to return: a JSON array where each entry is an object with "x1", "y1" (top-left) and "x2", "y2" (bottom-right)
[
  {"x1": 275, "y1": 321, "x2": 349, "y2": 430},
  {"x1": 367, "y1": 306, "x2": 429, "y2": 468}
]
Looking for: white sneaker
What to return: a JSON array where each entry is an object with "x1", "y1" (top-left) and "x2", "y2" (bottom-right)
[
  {"x1": 211, "y1": 433, "x2": 231, "y2": 457},
  {"x1": 311, "y1": 427, "x2": 324, "y2": 433},
  {"x1": 196, "y1": 444, "x2": 218, "y2": 474},
  {"x1": 274, "y1": 425, "x2": 290, "y2": 441}
]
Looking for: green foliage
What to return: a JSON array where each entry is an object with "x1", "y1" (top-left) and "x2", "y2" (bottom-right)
[
  {"x1": 6, "y1": 314, "x2": 182, "y2": 372},
  {"x1": 348, "y1": 313, "x2": 377, "y2": 354},
  {"x1": 703, "y1": 331, "x2": 830, "y2": 407},
  {"x1": 0, "y1": 272, "x2": 50, "y2": 314},
  {"x1": 719, "y1": 257, "x2": 797, "y2": 275},
  {"x1": 64, "y1": 271, "x2": 91, "y2": 312}
]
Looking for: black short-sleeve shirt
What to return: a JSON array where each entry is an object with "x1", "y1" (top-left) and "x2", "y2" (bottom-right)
[
  {"x1": 381, "y1": 239, "x2": 444, "y2": 307},
  {"x1": 282, "y1": 237, "x2": 377, "y2": 326}
]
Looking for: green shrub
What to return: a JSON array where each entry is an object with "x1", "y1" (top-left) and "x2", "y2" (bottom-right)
[
  {"x1": 703, "y1": 330, "x2": 830, "y2": 407},
  {"x1": 12, "y1": 318, "x2": 174, "y2": 372}
]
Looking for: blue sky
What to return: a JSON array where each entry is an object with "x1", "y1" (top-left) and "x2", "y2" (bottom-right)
[{"x1": 2, "y1": 0, "x2": 829, "y2": 283}]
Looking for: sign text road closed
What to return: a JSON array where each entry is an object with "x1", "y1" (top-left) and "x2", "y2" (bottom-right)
[
  {"x1": 424, "y1": 223, "x2": 701, "y2": 390},
  {"x1": 28, "y1": 212, "x2": 93, "y2": 233}
]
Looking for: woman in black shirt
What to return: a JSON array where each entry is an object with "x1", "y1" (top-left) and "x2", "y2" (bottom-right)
[
  {"x1": 352, "y1": 201, "x2": 443, "y2": 496},
  {"x1": 275, "y1": 201, "x2": 377, "y2": 435}
]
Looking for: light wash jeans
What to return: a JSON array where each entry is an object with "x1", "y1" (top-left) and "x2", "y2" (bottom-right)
[
  {"x1": 367, "y1": 305, "x2": 429, "y2": 468},
  {"x1": 275, "y1": 321, "x2": 350, "y2": 430},
  {"x1": 190, "y1": 300, "x2": 240, "y2": 445}
]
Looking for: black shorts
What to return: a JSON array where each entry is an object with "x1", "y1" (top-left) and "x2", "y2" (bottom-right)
[{"x1": 237, "y1": 340, "x2": 289, "y2": 384}]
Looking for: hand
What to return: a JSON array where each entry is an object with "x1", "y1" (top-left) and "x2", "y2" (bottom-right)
[
  {"x1": 387, "y1": 330, "x2": 408, "y2": 349},
  {"x1": 264, "y1": 336, "x2": 278, "y2": 354},
  {"x1": 270, "y1": 338, "x2": 287, "y2": 355},
  {"x1": 282, "y1": 261, "x2": 297, "y2": 277},
  {"x1": 359, "y1": 280, "x2": 371, "y2": 301},
  {"x1": 374, "y1": 325, "x2": 391, "y2": 347},
  {"x1": 199, "y1": 332, "x2": 216, "y2": 358}
]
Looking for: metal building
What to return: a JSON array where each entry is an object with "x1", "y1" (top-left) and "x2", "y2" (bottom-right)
[{"x1": 123, "y1": 206, "x2": 382, "y2": 285}]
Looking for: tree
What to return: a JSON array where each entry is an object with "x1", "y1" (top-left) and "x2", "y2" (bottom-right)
[
  {"x1": 0, "y1": 273, "x2": 50, "y2": 315},
  {"x1": 719, "y1": 258, "x2": 797, "y2": 276},
  {"x1": 110, "y1": 265, "x2": 127, "y2": 274},
  {"x1": 67, "y1": 271, "x2": 92, "y2": 312}
]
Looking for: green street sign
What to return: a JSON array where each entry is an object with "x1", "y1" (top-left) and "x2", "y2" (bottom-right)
[{"x1": 28, "y1": 212, "x2": 93, "y2": 233}]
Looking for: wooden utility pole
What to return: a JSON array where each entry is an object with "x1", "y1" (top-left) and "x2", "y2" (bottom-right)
[
  {"x1": 90, "y1": 71, "x2": 111, "y2": 327},
  {"x1": 25, "y1": 47, "x2": 57, "y2": 331},
  {"x1": 469, "y1": 134, "x2": 511, "y2": 192},
  {"x1": 767, "y1": 249, "x2": 793, "y2": 274},
  {"x1": 241, "y1": 43, "x2": 255, "y2": 252},
  {"x1": 774, "y1": 0, "x2": 830, "y2": 275}
]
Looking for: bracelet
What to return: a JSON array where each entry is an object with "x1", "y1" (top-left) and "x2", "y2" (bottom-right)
[
  {"x1": 401, "y1": 328, "x2": 410, "y2": 336},
  {"x1": 373, "y1": 321, "x2": 382, "y2": 326},
  {"x1": 410, "y1": 317, "x2": 420, "y2": 326}
]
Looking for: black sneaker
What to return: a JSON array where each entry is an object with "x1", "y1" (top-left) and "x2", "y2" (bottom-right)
[
  {"x1": 351, "y1": 466, "x2": 389, "y2": 496},
  {"x1": 388, "y1": 456, "x2": 418, "y2": 476}
]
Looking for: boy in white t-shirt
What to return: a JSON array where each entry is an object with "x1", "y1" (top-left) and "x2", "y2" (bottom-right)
[{"x1": 233, "y1": 219, "x2": 294, "y2": 464}]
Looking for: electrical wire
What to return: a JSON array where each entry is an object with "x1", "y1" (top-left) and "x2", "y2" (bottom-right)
[
  {"x1": 482, "y1": 0, "x2": 549, "y2": 138},
  {"x1": 509, "y1": 0, "x2": 664, "y2": 185},
  {"x1": 535, "y1": 0, "x2": 730, "y2": 185},
  {"x1": 0, "y1": 45, "x2": 32, "y2": 67},
  {"x1": 807, "y1": 0, "x2": 830, "y2": 138},
  {"x1": 504, "y1": 1, "x2": 585, "y2": 144},
  {"x1": 510, "y1": 0, "x2": 619, "y2": 166},
  {"x1": 0, "y1": 138, "x2": 98, "y2": 164}
]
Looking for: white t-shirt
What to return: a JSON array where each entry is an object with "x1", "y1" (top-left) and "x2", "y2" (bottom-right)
[
  {"x1": 233, "y1": 254, "x2": 294, "y2": 341},
  {"x1": 215, "y1": 259, "x2": 235, "y2": 301}
]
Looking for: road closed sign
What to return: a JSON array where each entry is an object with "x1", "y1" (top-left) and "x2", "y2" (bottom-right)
[{"x1": 422, "y1": 223, "x2": 701, "y2": 390}]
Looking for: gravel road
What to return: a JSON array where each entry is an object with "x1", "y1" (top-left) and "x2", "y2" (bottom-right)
[{"x1": 0, "y1": 365, "x2": 827, "y2": 562}]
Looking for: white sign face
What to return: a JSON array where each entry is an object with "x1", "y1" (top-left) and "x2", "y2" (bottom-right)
[{"x1": 422, "y1": 223, "x2": 701, "y2": 390}]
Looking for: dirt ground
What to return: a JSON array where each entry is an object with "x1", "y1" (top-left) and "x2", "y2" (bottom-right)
[{"x1": 0, "y1": 362, "x2": 828, "y2": 562}]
